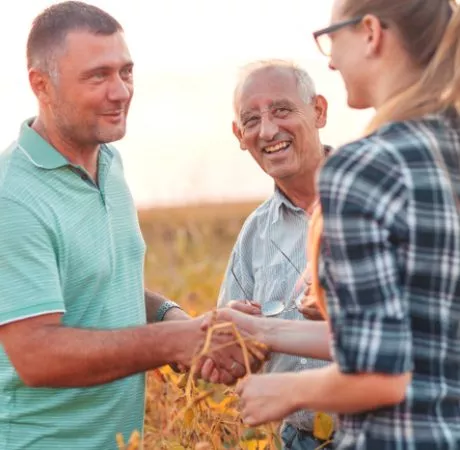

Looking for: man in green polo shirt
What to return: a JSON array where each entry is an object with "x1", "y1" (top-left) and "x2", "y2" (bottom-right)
[{"x1": 0, "y1": 2, "x2": 258, "y2": 449}]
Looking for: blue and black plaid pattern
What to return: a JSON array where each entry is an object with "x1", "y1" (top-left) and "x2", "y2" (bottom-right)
[{"x1": 318, "y1": 111, "x2": 460, "y2": 449}]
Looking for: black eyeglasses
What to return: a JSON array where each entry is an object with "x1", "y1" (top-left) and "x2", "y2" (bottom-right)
[{"x1": 313, "y1": 16, "x2": 388, "y2": 57}]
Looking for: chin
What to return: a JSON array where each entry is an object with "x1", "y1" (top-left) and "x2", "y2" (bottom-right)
[
  {"x1": 267, "y1": 167, "x2": 296, "y2": 181},
  {"x1": 346, "y1": 89, "x2": 371, "y2": 110},
  {"x1": 97, "y1": 126, "x2": 127, "y2": 144}
]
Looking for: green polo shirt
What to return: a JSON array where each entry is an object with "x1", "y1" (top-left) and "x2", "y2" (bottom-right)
[{"x1": 0, "y1": 120, "x2": 147, "y2": 449}]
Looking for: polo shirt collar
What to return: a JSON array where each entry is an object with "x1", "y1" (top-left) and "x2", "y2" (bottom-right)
[{"x1": 17, "y1": 118, "x2": 69, "y2": 170}]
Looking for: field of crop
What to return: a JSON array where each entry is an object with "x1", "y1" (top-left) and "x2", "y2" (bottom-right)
[{"x1": 117, "y1": 200, "x2": 284, "y2": 450}]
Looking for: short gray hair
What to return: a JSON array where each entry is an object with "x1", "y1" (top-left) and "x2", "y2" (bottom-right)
[
  {"x1": 27, "y1": 1, "x2": 123, "y2": 81},
  {"x1": 233, "y1": 59, "x2": 317, "y2": 117}
]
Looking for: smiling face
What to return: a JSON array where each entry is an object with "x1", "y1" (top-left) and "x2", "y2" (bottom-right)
[
  {"x1": 233, "y1": 67, "x2": 327, "y2": 182},
  {"x1": 32, "y1": 29, "x2": 134, "y2": 147}
]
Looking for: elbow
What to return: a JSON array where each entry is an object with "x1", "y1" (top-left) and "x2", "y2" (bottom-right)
[
  {"x1": 10, "y1": 350, "x2": 54, "y2": 388},
  {"x1": 379, "y1": 372, "x2": 411, "y2": 407},
  {"x1": 20, "y1": 373, "x2": 46, "y2": 388},
  {"x1": 15, "y1": 363, "x2": 51, "y2": 388}
]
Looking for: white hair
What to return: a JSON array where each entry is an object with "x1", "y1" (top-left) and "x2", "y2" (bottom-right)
[{"x1": 233, "y1": 59, "x2": 317, "y2": 118}]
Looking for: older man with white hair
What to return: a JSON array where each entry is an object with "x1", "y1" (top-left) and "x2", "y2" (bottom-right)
[{"x1": 217, "y1": 60, "x2": 335, "y2": 450}]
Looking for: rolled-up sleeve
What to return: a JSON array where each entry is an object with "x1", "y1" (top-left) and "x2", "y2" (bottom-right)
[
  {"x1": 318, "y1": 142, "x2": 413, "y2": 375},
  {"x1": 0, "y1": 197, "x2": 65, "y2": 326}
]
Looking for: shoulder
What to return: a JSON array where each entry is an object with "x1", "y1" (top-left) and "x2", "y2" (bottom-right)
[
  {"x1": 319, "y1": 123, "x2": 418, "y2": 218},
  {"x1": 0, "y1": 141, "x2": 38, "y2": 201},
  {"x1": 323, "y1": 117, "x2": 449, "y2": 178}
]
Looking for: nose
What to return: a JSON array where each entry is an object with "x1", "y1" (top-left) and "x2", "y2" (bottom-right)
[
  {"x1": 107, "y1": 75, "x2": 132, "y2": 102},
  {"x1": 259, "y1": 115, "x2": 278, "y2": 141}
]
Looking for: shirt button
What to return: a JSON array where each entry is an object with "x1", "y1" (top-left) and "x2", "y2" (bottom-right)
[{"x1": 300, "y1": 358, "x2": 308, "y2": 365}]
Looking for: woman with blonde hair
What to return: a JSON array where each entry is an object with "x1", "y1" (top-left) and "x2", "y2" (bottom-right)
[{"x1": 212, "y1": 0, "x2": 460, "y2": 448}]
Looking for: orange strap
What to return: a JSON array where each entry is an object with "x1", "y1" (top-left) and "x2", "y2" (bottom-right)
[{"x1": 307, "y1": 204, "x2": 329, "y2": 321}]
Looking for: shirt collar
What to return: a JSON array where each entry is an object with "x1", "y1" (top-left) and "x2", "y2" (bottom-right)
[
  {"x1": 271, "y1": 186, "x2": 303, "y2": 224},
  {"x1": 17, "y1": 118, "x2": 69, "y2": 170},
  {"x1": 17, "y1": 118, "x2": 114, "y2": 170}
]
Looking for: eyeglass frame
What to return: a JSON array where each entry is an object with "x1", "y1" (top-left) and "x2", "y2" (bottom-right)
[{"x1": 313, "y1": 15, "x2": 389, "y2": 57}]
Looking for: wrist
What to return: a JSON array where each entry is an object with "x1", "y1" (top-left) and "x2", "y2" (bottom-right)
[
  {"x1": 291, "y1": 372, "x2": 314, "y2": 412},
  {"x1": 163, "y1": 306, "x2": 190, "y2": 321},
  {"x1": 172, "y1": 318, "x2": 203, "y2": 366},
  {"x1": 156, "y1": 300, "x2": 183, "y2": 322}
]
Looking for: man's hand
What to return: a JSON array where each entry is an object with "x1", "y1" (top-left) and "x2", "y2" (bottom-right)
[
  {"x1": 297, "y1": 295, "x2": 325, "y2": 320},
  {"x1": 198, "y1": 308, "x2": 270, "y2": 385},
  {"x1": 235, "y1": 373, "x2": 301, "y2": 426},
  {"x1": 297, "y1": 295, "x2": 325, "y2": 321}
]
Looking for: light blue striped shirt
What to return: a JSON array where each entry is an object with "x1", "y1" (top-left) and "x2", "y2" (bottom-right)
[{"x1": 218, "y1": 187, "x2": 332, "y2": 432}]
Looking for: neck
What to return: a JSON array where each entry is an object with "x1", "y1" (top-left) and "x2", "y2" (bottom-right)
[
  {"x1": 371, "y1": 57, "x2": 424, "y2": 109},
  {"x1": 276, "y1": 171, "x2": 321, "y2": 213},
  {"x1": 32, "y1": 116, "x2": 99, "y2": 180}
]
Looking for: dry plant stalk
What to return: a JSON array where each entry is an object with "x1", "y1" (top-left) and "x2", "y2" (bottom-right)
[{"x1": 119, "y1": 309, "x2": 285, "y2": 449}]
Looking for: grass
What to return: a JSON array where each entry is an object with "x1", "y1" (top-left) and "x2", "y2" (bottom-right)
[{"x1": 128, "y1": 200, "x2": 284, "y2": 450}]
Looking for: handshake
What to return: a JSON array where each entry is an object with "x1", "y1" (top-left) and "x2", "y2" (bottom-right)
[{"x1": 168, "y1": 294, "x2": 323, "y2": 386}]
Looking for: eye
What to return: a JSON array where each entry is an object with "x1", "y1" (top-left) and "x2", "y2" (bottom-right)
[
  {"x1": 273, "y1": 107, "x2": 290, "y2": 117},
  {"x1": 92, "y1": 72, "x2": 107, "y2": 81},
  {"x1": 243, "y1": 116, "x2": 259, "y2": 128},
  {"x1": 120, "y1": 66, "x2": 133, "y2": 80}
]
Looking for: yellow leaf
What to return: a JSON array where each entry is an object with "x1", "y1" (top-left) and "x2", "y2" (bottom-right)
[
  {"x1": 184, "y1": 408, "x2": 194, "y2": 428},
  {"x1": 115, "y1": 433, "x2": 125, "y2": 450},
  {"x1": 313, "y1": 412, "x2": 334, "y2": 441},
  {"x1": 240, "y1": 439, "x2": 268, "y2": 450},
  {"x1": 168, "y1": 443, "x2": 186, "y2": 450}
]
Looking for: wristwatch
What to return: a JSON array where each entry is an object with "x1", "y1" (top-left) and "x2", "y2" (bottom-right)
[{"x1": 156, "y1": 300, "x2": 182, "y2": 322}]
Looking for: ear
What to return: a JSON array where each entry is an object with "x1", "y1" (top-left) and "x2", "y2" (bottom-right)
[
  {"x1": 361, "y1": 14, "x2": 385, "y2": 57},
  {"x1": 232, "y1": 121, "x2": 246, "y2": 151},
  {"x1": 29, "y1": 68, "x2": 53, "y2": 105},
  {"x1": 313, "y1": 95, "x2": 328, "y2": 129}
]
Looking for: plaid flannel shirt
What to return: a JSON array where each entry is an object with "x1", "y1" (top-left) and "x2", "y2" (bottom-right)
[{"x1": 318, "y1": 110, "x2": 460, "y2": 449}]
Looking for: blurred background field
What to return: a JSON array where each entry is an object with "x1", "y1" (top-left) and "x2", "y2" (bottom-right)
[
  {"x1": 140, "y1": 201, "x2": 260, "y2": 315},
  {"x1": 133, "y1": 201, "x2": 283, "y2": 450}
]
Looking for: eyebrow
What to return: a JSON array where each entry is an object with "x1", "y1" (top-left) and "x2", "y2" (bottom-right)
[{"x1": 80, "y1": 61, "x2": 134, "y2": 77}]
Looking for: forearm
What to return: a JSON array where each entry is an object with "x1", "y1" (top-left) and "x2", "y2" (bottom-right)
[
  {"x1": 12, "y1": 320, "x2": 199, "y2": 388},
  {"x1": 261, "y1": 318, "x2": 332, "y2": 361},
  {"x1": 294, "y1": 364, "x2": 410, "y2": 413},
  {"x1": 144, "y1": 289, "x2": 189, "y2": 322}
]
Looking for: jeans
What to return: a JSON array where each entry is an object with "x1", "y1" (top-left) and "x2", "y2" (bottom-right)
[{"x1": 281, "y1": 424, "x2": 334, "y2": 450}]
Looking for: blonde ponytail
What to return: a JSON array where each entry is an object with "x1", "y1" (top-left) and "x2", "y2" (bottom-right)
[{"x1": 366, "y1": 3, "x2": 460, "y2": 134}]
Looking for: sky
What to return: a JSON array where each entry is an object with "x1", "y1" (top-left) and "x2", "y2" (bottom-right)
[{"x1": 1, "y1": 0, "x2": 375, "y2": 207}]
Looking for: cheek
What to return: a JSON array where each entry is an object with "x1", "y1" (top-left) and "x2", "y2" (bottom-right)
[{"x1": 240, "y1": 131, "x2": 257, "y2": 150}]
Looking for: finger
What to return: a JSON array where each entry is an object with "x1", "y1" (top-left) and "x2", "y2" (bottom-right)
[
  {"x1": 210, "y1": 368, "x2": 220, "y2": 384},
  {"x1": 235, "y1": 378, "x2": 246, "y2": 396},
  {"x1": 299, "y1": 306, "x2": 324, "y2": 321},
  {"x1": 200, "y1": 358, "x2": 215, "y2": 381},
  {"x1": 227, "y1": 300, "x2": 262, "y2": 316},
  {"x1": 229, "y1": 360, "x2": 246, "y2": 379},
  {"x1": 200, "y1": 311, "x2": 214, "y2": 330},
  {"x1": 219, "y1": 370, "x2": 237, "y2": 386},
  {"x1": 242, "y1": 413, "x2": 261, "y2": 427}
]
